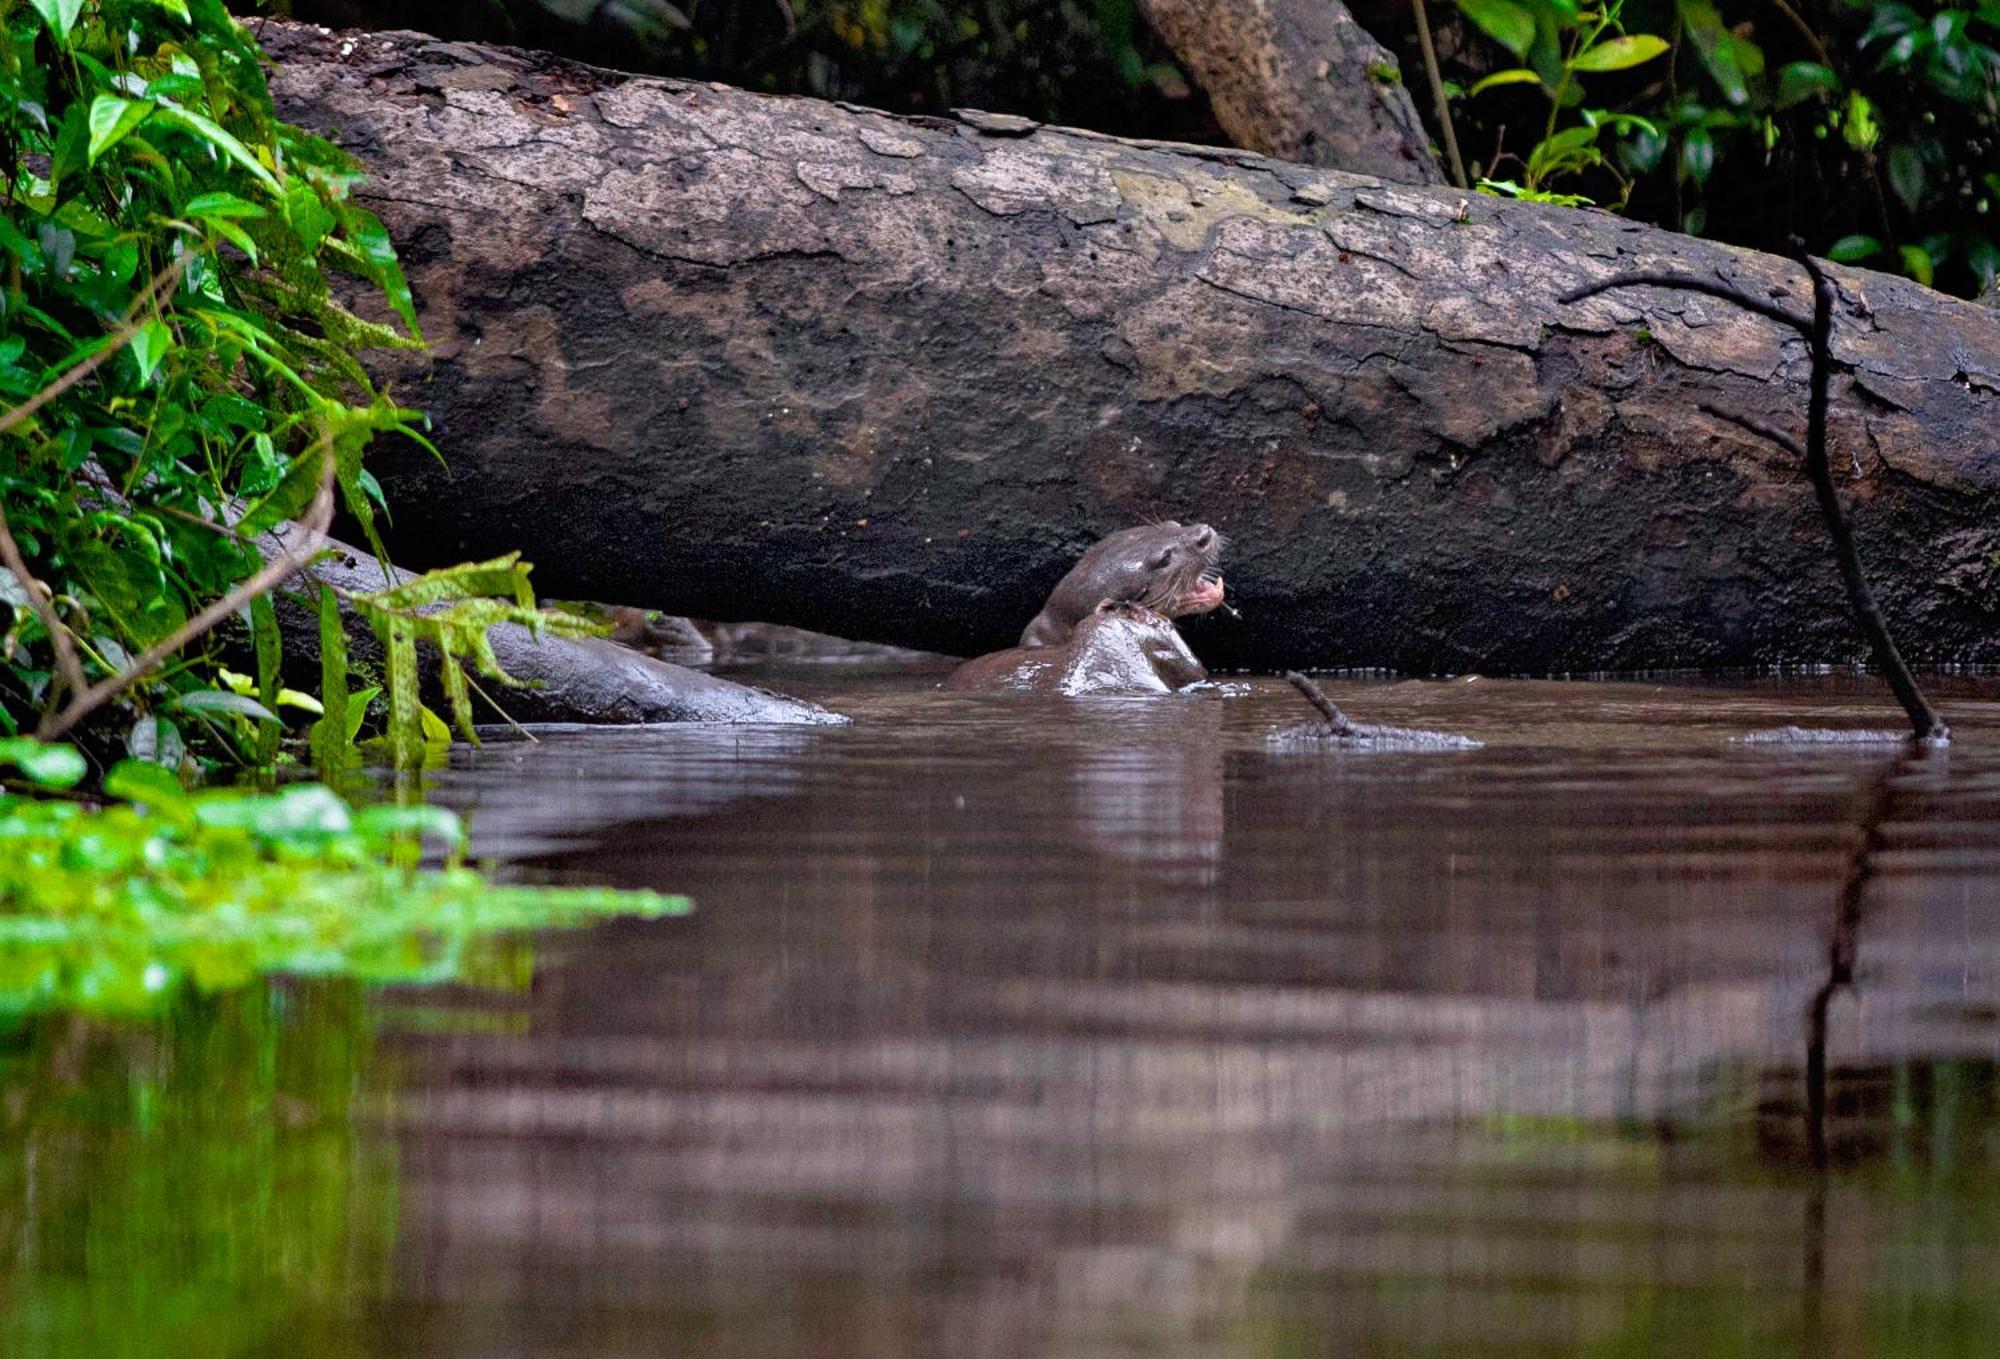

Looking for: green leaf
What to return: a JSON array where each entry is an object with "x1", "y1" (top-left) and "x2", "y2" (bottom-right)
[
  {"x1": 203, "y1": 218, "x2": 260, "y2": 265},
  {"x1": 355, "y1": 803, "x2": 466, "y2": 849},
  {"x1": 103, "y1": 759, "x2": 193, "y2": 824},
  {"x1": 196, "y1": 784, "x2": 352, "y2": 839},
  {"x1": 283, "y1": 181, "x2": 337, "y2": 254},
  {"x1": 183, "y1": 190, "x2": 267, "y2": 221},
  {"x1": 125, "y1": 715, "x2": 185, "y2": 768},
  {"x1": 1886, "y1": 143, "x2": 1926, "y2": 212},
  {"x1": 1898, "y1": 243, "x2": 1934, "y2": 288},
  {"x1": 345, "y1": 687, "x2": 380, "y2": 745},
  {"x1": 418, "y1": 704, "x2": 452, "y2": 745},
  {"x1": 0, "y1": 739, "x2": 86, "y2": 789},
  {"x1": 1457, "y1": 0, "x2": 1537, "y2": 59},
  {"x1": 28, "y1": 0, "x2": 84, "y2": 43},
  {"x1": 354, "y1": 554, "x2": 536, "y2": 613},
  {"x1": 1775, "y1": 61, "x2": 1840, "y2": 109},
  {"x1": 1826, "y1": 234, "x2": 1884, "y2": 262},
  {"x1": 87, "y1": 95, "x2": 156, "y2": 166},
  {"x1": 1967, "y1": 235, "x2": 1999, "y2": 293},
  {"x1": 1681, "y1": 127, "x2": 1716, "y2": 184},
  {"x1": 1678, "y1": 0, "x2": 1749, "y2": 105},
  {"x1": 1469, "y1": 68, "x2": 1545, "y2": 97},
  {"x1": 130, "y1": 317, "x2": 173, "y2": 384},
  {"x1": 1570, "y1": 35, "x2": 1670, "y2": 72},
  {"x1": 142, "y1": 0, "x2": 193, "y2": 19},
  {"x1": 173, "y1": 690, "x2": 280, "y2": 724},
  {"x1": 238, "y1": 444, "x2": 329, "y2": 535},
  {"x1": 309, "y1": 585, "x2": 350, "y2": 766},
  {"x1": 151, "y1": 106, "x2": 281, "y2": 197},
  {"x1": 385, "y1": 618, "x2": 422, "y2": 769},
  {"x1": 337, "y1": 212, "x2": 420, "y2": 337},
  {"x1": 1843, "y1": 91, "x2": 1881, "y2": 151}
]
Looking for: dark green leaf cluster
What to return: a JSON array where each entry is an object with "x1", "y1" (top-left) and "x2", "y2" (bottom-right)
[
  {"x1": 1, "y1": 0, "x2": 426, "y2": 755},
  {"x1": 0, "y1": 737, "x2": 687, "y2": 1019},
  {"x1": 1449, "y1": 0, "x2": 2000, "y2": 296}
]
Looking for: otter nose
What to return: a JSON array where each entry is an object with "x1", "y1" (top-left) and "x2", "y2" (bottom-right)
[{"x1": 1191, "y1": 525, "x2": 1214, "y2": 550}]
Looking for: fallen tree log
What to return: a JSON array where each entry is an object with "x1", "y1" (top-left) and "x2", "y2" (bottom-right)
[
  {"x1": 263, "y1": 22, "x2": 2000, "y2": 674},
  {"x1": 269, "y1": 530, "x2": 843, "y2": 726}
]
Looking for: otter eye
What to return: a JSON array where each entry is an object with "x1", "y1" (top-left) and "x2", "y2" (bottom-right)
[{"x1": 1147, "y1": 549, "x2": 1173, "y2": 570}]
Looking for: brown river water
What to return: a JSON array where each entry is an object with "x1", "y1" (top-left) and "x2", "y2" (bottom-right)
[{"x1": 8, "y1": 666, "x2": 2000, "y2": 1356}]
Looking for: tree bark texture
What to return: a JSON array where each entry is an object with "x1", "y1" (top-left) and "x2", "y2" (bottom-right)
[
  {"x1": 263, "y1": 22, "x2": 2000, "y2": 673},
  {"x1": 1136, "y1": 0, "x2": 1443, "y2": 184}
]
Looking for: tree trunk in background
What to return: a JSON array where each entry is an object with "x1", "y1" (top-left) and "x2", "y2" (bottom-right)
[
  {"x1": 263, "y1": 22, "x2": 2000, "y2": 673},
  {"x1": 1137, "y1": 0, "x2": 1443, "y2": 184}
]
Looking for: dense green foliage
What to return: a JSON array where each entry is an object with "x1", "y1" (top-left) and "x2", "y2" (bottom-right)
[
  {"x1": 0, "y1": 4, "x2": 673, "y2": 1036},
  {"x1": 1441, "y1": 0, "x2": 1999, "y2": 295},
  {"x1": 1, "y1": 0, "x2": 428, "y2": 752},
  {"x1": 0, "y1": 738, "x2": 686, "y2": 1019},
  {"x1": 1, "y1": 1, "x2": 612, "y2": 768}
]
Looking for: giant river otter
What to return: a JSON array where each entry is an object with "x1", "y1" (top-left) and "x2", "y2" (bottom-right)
[
  {"x1": 1019, "y1": 521, "x2": 1225, "y2": 649},
  {"x1": 948, "y1": 522, "x2": 1227, "y2": 695},
  {"x1": 946, "y1": 601, "x2": 1207, "y2": 695}
]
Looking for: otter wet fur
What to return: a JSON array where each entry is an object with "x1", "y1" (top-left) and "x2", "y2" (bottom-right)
[
  {"x1": 1018, "y1": 522, "x2": 1226, "y2": 649},
  {"x1": 947, "y1": 601, "x2": 1208, "y2": 695}
]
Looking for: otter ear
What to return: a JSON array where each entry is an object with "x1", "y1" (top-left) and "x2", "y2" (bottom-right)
[{"x1": 1092, "y1": 597, "x2": 1122, "y2": 615}]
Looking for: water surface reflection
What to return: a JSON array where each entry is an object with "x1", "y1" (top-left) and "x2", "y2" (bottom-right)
[{"x1": 10, "y1": 674, "x2": 2000, "y2": 1355}]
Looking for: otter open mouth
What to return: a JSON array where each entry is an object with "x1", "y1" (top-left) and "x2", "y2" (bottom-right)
[{"x1": 1177, "y1": 572, "x2": 1226, "y2": 617}]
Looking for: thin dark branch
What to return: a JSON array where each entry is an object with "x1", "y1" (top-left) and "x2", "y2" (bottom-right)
[
  {"x1": 0, "y1": 500, "x2": 86, "y2": 705},
  {"x1": 1284, "y1": 670, "x2": 1359, "y2": 737},
  {"x1": 1409, "y1": 0, "x2": 1469, "y2": 190},
  {"x1": 39, "y1": 439, "x2": 337, "y2": 741},
  {"x1": 1560, "y1": 252, "x2": 1948, "y2": 745},
  {"x1": 1698, "y1": 402, "x2": 1804, "y2": 458},
  {"x1": 1559, "y1": 271, "x2": 1811, "y2": 337},
  {"x1": 1793, "y1": 247, "x2": 1947, "y2": 743},
  {"x1": 1804, "y1": 747, "x2": 1914, "y2": 1167}
]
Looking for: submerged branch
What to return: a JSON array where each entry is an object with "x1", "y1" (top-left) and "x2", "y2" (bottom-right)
[{"x1": 1285, "y1": 670, "x2": 1362, "y2": 736}]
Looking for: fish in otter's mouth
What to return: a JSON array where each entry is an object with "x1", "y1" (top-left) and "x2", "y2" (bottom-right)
[
  {"x1": 1017, "y1": 519, "x2": 1230, "y2": 650},
  {"x1": 1131, "y1": 524, "x2": 1227, "y2": 620}
]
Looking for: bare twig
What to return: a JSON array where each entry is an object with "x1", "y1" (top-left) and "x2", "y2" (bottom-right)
[
  {"x1": 1560, "y1": 252, "x2": 1948, "y2": 744},
  {"x1": 0, "y1": 259, "x2": 193, "y2": 718},
  {"x1": 1410, "y1": 0, "x2": 1469, "y2": 190},
  {"x1": 38, "y1": 439, "x2": 337, "y2": 741},
  {"x1": 1793, "y1": 249, "x2": 1946, "y2": 743},
  {"x1": 1284, "y1": 670, "x2": 1360, "y2": 736},
  {"x1": 1698, "y1": 402, "x2": 1803, "y2": 458},
  {"x1": 1559, "y1": 271, "x2": 1811, "y2": 336},
  {"x1": 0, "y1": 255, "x2": 190, "y2": 444},
  {"x1": 0, "y1": 500, "x2": 86, "y2": 704}
]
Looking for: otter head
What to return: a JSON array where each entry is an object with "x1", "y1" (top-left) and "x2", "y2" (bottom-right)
[{"x1": 1018, "y1": 521, "x2": 1225, "y2": 649}]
